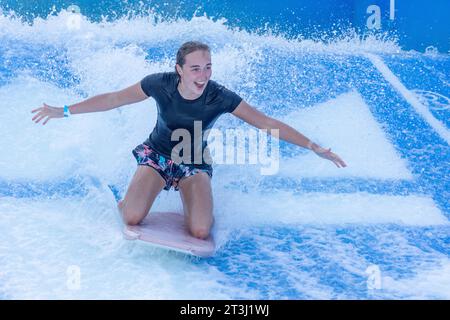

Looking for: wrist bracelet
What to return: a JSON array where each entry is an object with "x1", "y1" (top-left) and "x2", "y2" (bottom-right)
[{"x1": 63, "y1": 105, "x2": 70, "y2": 117}]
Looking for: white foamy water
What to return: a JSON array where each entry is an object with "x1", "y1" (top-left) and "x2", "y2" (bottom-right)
[{"x1": 278, "y1": 90, "x2": 413, "y2": 179}]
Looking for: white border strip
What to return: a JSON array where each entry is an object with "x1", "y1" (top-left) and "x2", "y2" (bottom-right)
[{"x1": 365, "y1": 53, "x2": 450, "y2": 145}]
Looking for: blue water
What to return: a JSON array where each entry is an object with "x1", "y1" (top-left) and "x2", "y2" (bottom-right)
[{"x1": 0, "y1": 2, "x2": 449, "y2": 299}]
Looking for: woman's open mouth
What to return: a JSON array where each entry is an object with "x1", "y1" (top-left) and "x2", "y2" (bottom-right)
[{"x1": 194, "y1": 81, "x2": 206, "y2": 90}]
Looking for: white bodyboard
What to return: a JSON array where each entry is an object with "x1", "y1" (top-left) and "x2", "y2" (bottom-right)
[{"x1": 123, "y1": 212, "x2": 215, "y2": 257}]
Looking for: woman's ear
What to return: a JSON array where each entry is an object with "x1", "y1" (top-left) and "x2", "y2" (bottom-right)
[{"x1": 175, "y1": 64, "x2": 183, "y2": 76}]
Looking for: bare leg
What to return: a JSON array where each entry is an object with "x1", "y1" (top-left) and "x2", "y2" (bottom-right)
[
  {"x1": 178, "y1": 172, "x2": 214, "y2": 239},
  {"x1": 118, "y1": 166, "x2": 166, "y2": 225}
]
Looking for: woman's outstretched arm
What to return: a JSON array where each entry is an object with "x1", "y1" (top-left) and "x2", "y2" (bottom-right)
[
  {"x1": 31, "y1": 81, "x2": 148, "y2": 125},
  {"x1": 232, "y1": 100, "x2": 347, "y2": 168}
]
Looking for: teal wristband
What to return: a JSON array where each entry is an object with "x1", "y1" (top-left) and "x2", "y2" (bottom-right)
[{"x1": 63, "y1": 105, "x2": 70, "y2": 117}]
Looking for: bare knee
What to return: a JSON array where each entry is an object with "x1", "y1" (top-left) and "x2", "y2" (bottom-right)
[
  {"x1": 118, "y1": 201, "x2": 144, "y2": 226},
  {"x1": 123, "y1": 213, "x2": 142, "y2": 226},
  {"x1": 123, "y1": 215, "x2": 142, "y2": 226},
  {"x1": 190, "y1": 227, "x2": 210, "y2": 240}
]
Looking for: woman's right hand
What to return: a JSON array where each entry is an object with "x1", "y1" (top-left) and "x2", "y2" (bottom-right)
[{"x1": 31, "y1": 103, "x2": 64, "y2": 125}]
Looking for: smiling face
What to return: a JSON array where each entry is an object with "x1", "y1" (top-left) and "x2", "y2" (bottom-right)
[{"x1": 176, "y1": 49, "x2": 212, "y2": 100}]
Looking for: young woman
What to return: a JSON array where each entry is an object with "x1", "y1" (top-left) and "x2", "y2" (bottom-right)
[{"x1": 32, "y1": 41, "x2": 347, "y2": 240}]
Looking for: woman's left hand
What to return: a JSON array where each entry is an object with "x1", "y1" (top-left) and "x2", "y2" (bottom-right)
[{"x1": 312, "y1": 145, "x2": 347, "y2": 168}]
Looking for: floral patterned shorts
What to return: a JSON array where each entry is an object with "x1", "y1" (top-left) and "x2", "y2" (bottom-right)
[{"x1": 132, "y1": 143, "x2": 213, "y2": 191}]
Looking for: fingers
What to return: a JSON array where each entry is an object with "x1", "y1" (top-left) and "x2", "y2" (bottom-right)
[
  {"x1": 335, "y1": 160, "x2": 346, "y2": 168},
  {"x1": 32, "y1": 104, "x2": 50, "y2": 124},
  {"x1": 31, "y1": 103, "x2": 48, "y2": 113},
  {"x1": 33, "y1": 114, "x2": 47, "y2": 124},
  {"x1": 333, "y1": 153, "x2": 347, "y2": 168},
  {"x1": 32, "y1": 113, "x2": 52, "y2": 125},
  {"x1": 326, "y1": 151, "x2": 347, "y2": 168},
  {"x1": 31, "y1": 103, "x2": 49, "y2": 120},
  {"x1": 332, "y1": 158, "x2": 342, "y2": 168},
  {"x1": 32, "y1": 112, "x2": 43, "y2": 121},
  {"x1": 316, "y1": 148, "x2": 347, "y2": 168},
  {"x1": 334, "y1": 156, "x2": 347, "y2": 168}
]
